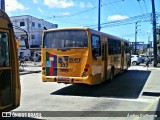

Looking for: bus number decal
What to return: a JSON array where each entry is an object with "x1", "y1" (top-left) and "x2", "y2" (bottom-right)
[{"x1": 60, "y1": 63, "x2": 68, "y2": 68}]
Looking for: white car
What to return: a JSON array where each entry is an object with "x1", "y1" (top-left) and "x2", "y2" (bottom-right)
[{"x1": 131, "y1": 55, "x2": 142, "y2": 65}]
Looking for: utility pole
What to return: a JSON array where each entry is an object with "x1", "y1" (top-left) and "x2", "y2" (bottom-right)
[
  {"x1": 148, "y1": 35, "x2": 151, "y2": 56},
  {"x1": 98, "y1": 0, "x2": 101, "y2": 31},
  {"x1": 0, "y1": 0, "x2": 5, "y2": 11},
  {"x1": 135, "y1": 21, "x2": 141, "y2": 55},
  {"x1": 151, "y1": 0, "x2": 157, "y2": 67}
]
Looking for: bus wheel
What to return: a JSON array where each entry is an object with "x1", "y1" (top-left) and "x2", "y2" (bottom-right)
[{"x1": 109, "y1": 69, "x2": 114, "y2": 82}]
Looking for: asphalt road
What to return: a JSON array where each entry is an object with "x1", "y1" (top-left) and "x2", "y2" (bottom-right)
[{"x1": 12, "y1": 66, "x2": 160, "y2": 120}]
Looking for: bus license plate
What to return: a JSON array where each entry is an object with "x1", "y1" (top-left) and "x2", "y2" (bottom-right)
[{"x1": 58, "y1": 77, "x2": 69, "y2": 82}]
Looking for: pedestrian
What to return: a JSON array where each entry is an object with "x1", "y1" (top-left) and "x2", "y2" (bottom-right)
[
  {"x1": 145, "y1": 56, "x2": 150, "y2": 70},
  {"x1": 157, "y1": 55, "x2": 160, "y2": 66}
]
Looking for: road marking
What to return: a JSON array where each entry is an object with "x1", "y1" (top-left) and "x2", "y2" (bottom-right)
[{"x1": 134, "y1": 97, "x2": 160, "y2": 120}]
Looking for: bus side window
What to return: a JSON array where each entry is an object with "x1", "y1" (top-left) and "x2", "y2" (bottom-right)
[{"x1": 91, "y1": 35, "x2": 101, "y2": 58}]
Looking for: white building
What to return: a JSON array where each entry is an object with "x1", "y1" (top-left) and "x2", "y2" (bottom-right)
[{"x1": 10, "y1": 15, "x2": 58, "y2": 57}]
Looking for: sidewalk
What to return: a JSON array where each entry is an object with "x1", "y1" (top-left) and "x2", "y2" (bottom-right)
[
  {"x1": 19, "y1": 61, "x2": 41, "y2": 75},
  {"x1": 129, "y1": 64, "x2": 160, "y2": 71}
]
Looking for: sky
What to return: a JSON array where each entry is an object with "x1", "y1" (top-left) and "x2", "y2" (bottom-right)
[{"x1": 4, "y1": 0, "x2": 160, "y2": 43}]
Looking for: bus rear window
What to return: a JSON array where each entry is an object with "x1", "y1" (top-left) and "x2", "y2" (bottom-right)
[{"x1": 43, "y1": 30, "x2": 88, "y2": 49}]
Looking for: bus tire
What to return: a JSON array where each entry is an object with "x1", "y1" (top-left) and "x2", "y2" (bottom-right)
[{"x1": 109, "y1": 68, "x2": 114, "y2": 82}]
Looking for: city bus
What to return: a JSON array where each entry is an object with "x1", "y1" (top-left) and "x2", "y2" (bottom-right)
[
  {"x1": 41, "y1": 28, "x2": 131, "y2": 85},
  {"x1": 0, "y1": 9, "x2": 20, "y2": 112}
]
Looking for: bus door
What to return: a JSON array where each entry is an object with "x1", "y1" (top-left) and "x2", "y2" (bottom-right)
[
  {"x1": 101, "y1": 42, "x2": 107, "y2": 80},
  {"x1": 0, "y1": 30, "x2": 13, "y2": 111},
  {"x1": 121, "y1": 42, "x2": 124, "y2": 70},
  {"x1": 91, "y1": 35, "x2": 104, "y2": 84}
]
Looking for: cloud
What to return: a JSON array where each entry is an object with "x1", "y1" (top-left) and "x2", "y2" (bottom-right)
[
  {"x1": 79, "y1": 2, "x2": 85, "y2": 8},
  {"x1": 5, "y1": 0, "x2": 26, "y2": 12},
  {"x1": 108, "y1": 15, "x2": 129, "y2": 22},
  {"x1": 87, "y1": 2, "x2": 93, "y2": 8},
  {"x1": 79, "y1": 2, "x2": 93, "y2": 9},
  {"x1": 44, "y1": 0, "x2": 75, "y2": 8},
  {"x1": 32, "y1": 0, "x2": 38, "y2": 4},
  {"x1": 38, "y1": 8, "x2": 44, "y2": 14},
  {"x1": 62, "y1": 12, "x2": 71, "y2": 16}
]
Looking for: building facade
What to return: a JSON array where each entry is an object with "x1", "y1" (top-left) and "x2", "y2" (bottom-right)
[
  {"x1": 131, "y1": 42, "x2": 153, "y2": 55},
  {"x1": 10, "y1": 15, "x2": 58, "y2": 57}
]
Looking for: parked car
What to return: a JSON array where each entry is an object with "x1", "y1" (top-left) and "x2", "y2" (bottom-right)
[
  {"x1": 131, "y1": 55, "x2": 142, "y2": 65},
  {"x1": 139, "y1": 54, "x2": 147, "y2": 63},
  {"x1": 23, "y1": 56, "x2": 30, "y2": 61},
  {"x1": 139, "y1": 54, "x2": 154, "y2": 64}
]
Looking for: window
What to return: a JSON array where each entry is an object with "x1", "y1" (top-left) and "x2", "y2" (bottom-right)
[
  {"x1": 124, "y1": 42, "x2": 130, "y2": 53},
  {"x1": 20, "y1": 22, "x2": 25, "y2": 26},
  {"x1": 32, "y1": 22, "x2": 35, "y2": 27},
  {"x1": 101, "y1": 44, "x2": 106, "y2": 61},
  {"x1": 38, "y1": 23, "x2": 41, "y2": 28},
  {"x1": 31, "y1": 35, "x2": 35, "y2": 39},
  {"x1": 43, "y1": 30, "x2": 88, "y2": 49},
  {"x1": 108, "y1": 39, "x2": 121, "y2": 55},
  {"x1": 91, "y1": 35, "x2": 101, "y2": 56},
  {"x1": 0, "y1": 32, "x2": 10, "y2": 67}
]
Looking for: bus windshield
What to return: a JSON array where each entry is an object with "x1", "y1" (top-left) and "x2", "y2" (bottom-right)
[
  {"x1": 0, "y1": 32, "x2": 10, "y2": 67},
  {"x1": 43, "y1": 30, "x2": 88, "y2": 49}
]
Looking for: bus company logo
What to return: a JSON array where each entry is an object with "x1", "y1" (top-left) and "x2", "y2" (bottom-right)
[
  {"x1": 2, "y1": 112, "x2": 11, "y2": 117},
  {"x1": 58, "y1": 56, "x2": 68, "y2": 63},
  {"x1": 69, "y1": 58, "x2": 81, "y2": 63}
]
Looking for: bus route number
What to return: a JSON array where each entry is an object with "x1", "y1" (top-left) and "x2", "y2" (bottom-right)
[{"x1": 60, "y1": 63, "x2": 68, "y2": 68}]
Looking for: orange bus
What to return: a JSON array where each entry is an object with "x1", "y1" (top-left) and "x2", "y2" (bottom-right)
[
  {"x1": 41, "y1": 28, "x2": 131, "y2": 85},
  {"x1": 0, "y1": 9, "x2": 20, "y2": 112}
]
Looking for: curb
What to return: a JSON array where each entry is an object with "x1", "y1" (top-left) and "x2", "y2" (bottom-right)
[{"x1": 20, "y1": 70, "x2": 41, "y2": 75}]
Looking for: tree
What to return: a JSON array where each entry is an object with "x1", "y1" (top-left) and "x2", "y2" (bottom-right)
[{"x1": 157, "y1": 26, "x2": 160, "y2": 53}]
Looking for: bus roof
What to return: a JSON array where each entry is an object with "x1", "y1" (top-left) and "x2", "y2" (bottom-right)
[
  {"x1": 0, "y1": 9, "x2": 12, "y2": 29},
  {"x1": 44, "y1": 27, "x2": 129, "y2": 43}
]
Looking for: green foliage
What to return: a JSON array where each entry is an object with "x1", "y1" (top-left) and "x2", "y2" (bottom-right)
[{"x1": 157, "y1": 27, "x2": 160, "y2": 51}]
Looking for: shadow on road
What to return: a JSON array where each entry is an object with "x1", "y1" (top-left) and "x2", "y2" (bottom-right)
[
  {"x1": 142, "y1": 92, "x2": 160, "y2": 97},
  {"x1": 51, "y1": 70, "x2": 151, "y2": 99},
  {"x1": 154, "y1": 98, "x2": 160, "y2": 120}
]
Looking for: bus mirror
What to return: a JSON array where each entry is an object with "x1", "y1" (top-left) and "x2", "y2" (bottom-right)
[{"x1": 16, "y1": 40, "x2": 19, "y2": 50}]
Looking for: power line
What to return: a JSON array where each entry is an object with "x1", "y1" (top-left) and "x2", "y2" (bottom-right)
[
  {"x1": 89, "y1": 18, "x2": 160, "y2": 29},
  {"x1": 85, "y1": 13, "x2": 153, "y2": 27},
  {"x1": 51, "y1": 7, "x2": 97, "y2": 18},
  {"x1": 137, "y1": 0, "x2": 144, "y2": 14},
  {"x1": 143, "y1": 0, "x2": 148, "y2": 13},
  {"x1": 88, "y1": 12, "x2": 159, "y2": 28},
  {"x1": 102, "y1": 0, "x2": 128, "y2": 16},
  {"x1": 102, "y1": 0, "x2": 124, "y2": 7},
  {"x1": 49, "y1": 0, "x2": 123, "y2": 19}
]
